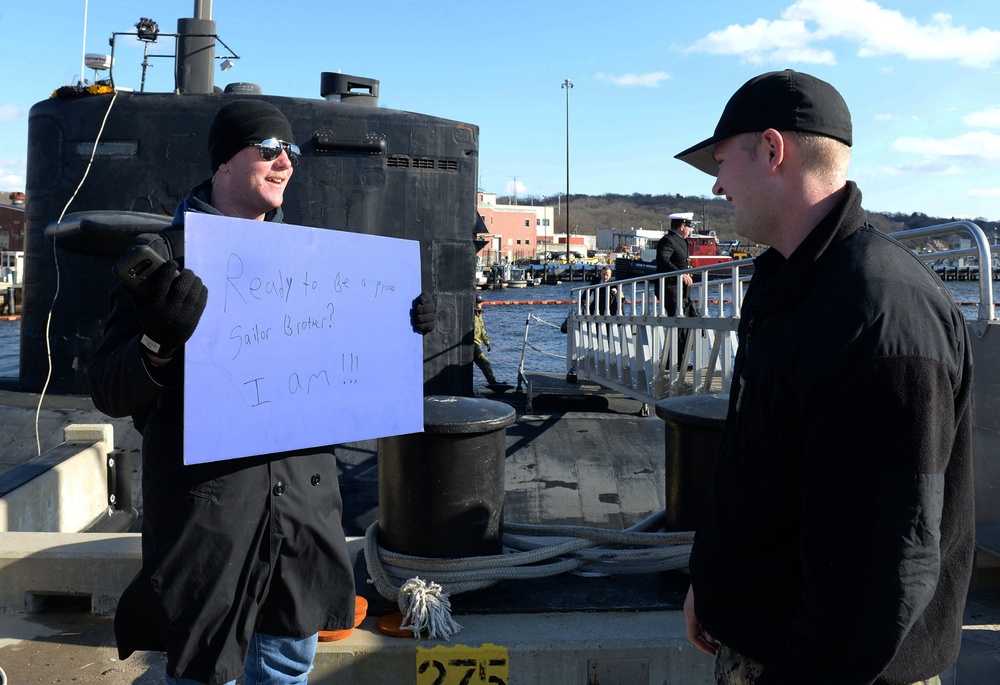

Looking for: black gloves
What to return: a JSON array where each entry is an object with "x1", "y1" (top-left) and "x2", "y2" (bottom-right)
[
  {"x1": 128, "y1": 259, "x2": 208, "y2": 358},
  {"x1": 410, "y1": 292, "x2": 436, "y2": 334}
]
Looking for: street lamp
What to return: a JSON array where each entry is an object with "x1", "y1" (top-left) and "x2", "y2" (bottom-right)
[{"x1": 562, "y1": 78, "x2": 573, "y2": 267}]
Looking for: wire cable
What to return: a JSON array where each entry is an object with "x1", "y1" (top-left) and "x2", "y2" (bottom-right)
[{"x1": 34, "y1": 89, "x2": 119, "y2": 455}]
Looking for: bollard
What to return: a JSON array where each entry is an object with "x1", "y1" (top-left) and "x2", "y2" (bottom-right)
[
  {"x1": 377, "y1": 395, "x2": 516, "y2": 558},
  {"x1": 655, "y1": 394, "x2": 729, "y2": 532}
]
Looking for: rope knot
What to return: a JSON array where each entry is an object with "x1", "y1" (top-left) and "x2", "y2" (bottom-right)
[{"x1": 398, "y1": 576, "x2": 463, "y2": 640}]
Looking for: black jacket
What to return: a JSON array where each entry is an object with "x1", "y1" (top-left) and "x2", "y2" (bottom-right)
[
  {"x1": 589, "y1": 275, "x2": 619, "y2": 316},
  {"x1": 655, "y1": 230, "x2": 691, "y2": 315},
  {"x1": 689, "y1": 182, "x2": 974, "y2": 685},
  {"x1": 89, "y1": 180, "x2": 356, "y2": 683}
]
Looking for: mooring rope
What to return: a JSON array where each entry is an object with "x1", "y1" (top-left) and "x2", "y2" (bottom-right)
[
  {"x1": 364, "y1": 509, "x2": 694, "y2": 640},
  {"x1": 528, "y1": 313, "x2": 564, "y2": 329},
  {"x1": 525, "y1": 342, "x2": 566, "y2": 359},
  {"x1": 522, "y1": 313, "x2": 569, "y2": 360}
]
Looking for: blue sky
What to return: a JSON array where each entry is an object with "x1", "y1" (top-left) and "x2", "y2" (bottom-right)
[{"x1": 2, "y1": 0, "x2": 999, "y2": 220}]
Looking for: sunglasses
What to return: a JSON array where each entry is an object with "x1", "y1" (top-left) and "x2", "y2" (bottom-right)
[{"x1": 250, "y1": 139, "x2": 301, "y2": 166}]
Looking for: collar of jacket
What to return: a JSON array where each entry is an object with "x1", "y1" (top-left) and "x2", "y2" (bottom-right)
[{"x1": 750, "y1": 181, "x2": 867, "y2": 313}]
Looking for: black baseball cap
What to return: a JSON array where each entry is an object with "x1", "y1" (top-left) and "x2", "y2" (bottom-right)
[{"x1": 675, "y1": 69, "x2": 852, "y2": 176}]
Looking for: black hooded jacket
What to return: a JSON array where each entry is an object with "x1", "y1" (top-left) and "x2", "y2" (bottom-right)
[{"x1": 90, "y1": 180, "x2": 356, "y2": 683}]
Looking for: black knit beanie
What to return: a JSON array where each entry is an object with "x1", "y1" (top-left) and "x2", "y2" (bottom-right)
[{"x1": 208, "y1": 99, "x2": 294, "y2": 171}]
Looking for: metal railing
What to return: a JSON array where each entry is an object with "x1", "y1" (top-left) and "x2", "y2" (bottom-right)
[
  {"x1": 567, "y1": 263, "x2": 751, "y2": 406},
  {"x1": 565, "y1": 221, "x2": 995, "y2": 408}
]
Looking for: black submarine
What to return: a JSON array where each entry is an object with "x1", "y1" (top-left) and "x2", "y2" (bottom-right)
[{"x1": 22, "y1": 1, "x2": 481, "y2": 397}]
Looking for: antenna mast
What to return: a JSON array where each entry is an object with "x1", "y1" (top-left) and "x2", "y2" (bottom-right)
[{"x1": 80, "y1": 0, "x2": 89, "y2": 85}]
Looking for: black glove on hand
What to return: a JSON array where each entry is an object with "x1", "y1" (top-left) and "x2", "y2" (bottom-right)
[
  {"x1": 129, "y1": 260, "x2": 209, "y2": 358},
  {"x1": 410, "y1": 291, "x2": 436, "y2": 334}
]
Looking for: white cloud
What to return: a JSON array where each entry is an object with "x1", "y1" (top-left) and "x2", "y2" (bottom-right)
[
  {"x1": 596, "y1": 72, "x2": 671, "y2": 87},
  {"x1": 894, "y1": 159, "x2": 964, "y2": 175},
  {"x1": 0, "y1": 174, "x2": 25, "y2": 190},
  {"x1": 687, "y1": 1, "x2": 1000, "y2": 68},
  {"x1": 963, "y1": 108, "x2": 1000, "y2": 128},
  {"x1": 0, "y1": 105, "x2": 25, "y2": 124},
  {"x1": 0, "y1": 157, "x2": 26, "y2": 191},
  {"x1": 505, "y1": 178, "x2": 530, "y2": 197},
  {"x1": 893, "y1": 131, "x2": 1000, "y2": 160},
  {"x1": 874, "y1": 113, "x2": 895, "y2": 122},
  {"x1": 884, "y1": 131, "x2": 1000, "y2": 178},
  {"x1": 968, "y1": 188, "x2": 1000, "y2": 198},
  {"x1": 686, "y1": 17, "x2": 835, "y2": 65}
]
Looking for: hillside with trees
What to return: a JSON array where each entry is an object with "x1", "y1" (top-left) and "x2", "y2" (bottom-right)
[{"x1": 499, "y1": 193, "x2": 1000, "y2": 244}]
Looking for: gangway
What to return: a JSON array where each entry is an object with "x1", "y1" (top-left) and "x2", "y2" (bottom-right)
[{"x1": 564, "y1": 261, "x2": 751, "y2": 413}]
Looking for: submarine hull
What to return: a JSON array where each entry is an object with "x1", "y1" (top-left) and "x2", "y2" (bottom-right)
[{"x1": 23, "y1": 91, "x2": 478, "y2": 396}]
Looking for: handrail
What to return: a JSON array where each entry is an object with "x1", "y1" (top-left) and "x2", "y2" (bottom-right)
[
  {"x1": 566, "y1": 262, "x2": 750, "y2": 406},
  {"x1": 887, "y1": 220, "x2": 994, "y2": 320},
  {"x1": 562, "y1": 221, "x2": 993, "y2": 408}
]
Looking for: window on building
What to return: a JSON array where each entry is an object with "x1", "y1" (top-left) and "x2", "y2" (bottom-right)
[
  {"x1": 526, "y1": 239, "x2": 531, "y2": 245},
  {"x1": 516, "y1": 239, "x2": 522, "y2": 245},
  {"x1": 524, "y1": 219, "x2": 530, "y2": 227}
]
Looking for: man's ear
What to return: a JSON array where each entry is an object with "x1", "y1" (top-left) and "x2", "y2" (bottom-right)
[{"x1": 761, "y1": 128, "x2": 785, "y2": 172}]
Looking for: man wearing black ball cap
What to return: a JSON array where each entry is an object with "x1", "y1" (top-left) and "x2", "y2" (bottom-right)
[{"x1": 677, "y1": 71, "x2": 974, "y2": 685}]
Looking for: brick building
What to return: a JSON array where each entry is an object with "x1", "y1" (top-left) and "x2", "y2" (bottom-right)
[
  {"x1": 477, "y1": 192, "x2": 560, "y2": 263},
  {"x1": 0, "y1": 192, "x2": 26, "y2": 251}
]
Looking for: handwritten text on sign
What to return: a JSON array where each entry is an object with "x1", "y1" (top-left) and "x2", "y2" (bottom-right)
[{"x1": 183, "y1": 213, "x2": 424, "y2": 465}]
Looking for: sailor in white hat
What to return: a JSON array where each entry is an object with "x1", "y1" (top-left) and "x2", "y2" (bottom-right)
[
  {"x1": 668, "y1": 211, "x2": 695, "y2": 232},
  {"x1": 656, "y1": 211, "x2": 698, "y2": 361},
  {"x1": 657, "y1": 211, "x2": 695, "y2": 299}
]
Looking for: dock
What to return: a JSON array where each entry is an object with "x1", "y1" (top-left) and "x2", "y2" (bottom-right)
[
  {"x1": 0, "y1": 386, "x2": 998, "y2": 683},
  {"x1": 0, "y1": 282, "x2": 20, "y2": 317},
  {"x1": 933, "y1": 263, "x2": 1000, "y2": 281}
]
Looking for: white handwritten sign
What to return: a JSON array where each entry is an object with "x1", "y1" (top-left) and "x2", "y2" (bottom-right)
[{"x1": 182, "y1": 212, "x2": 424, "y2": 465}]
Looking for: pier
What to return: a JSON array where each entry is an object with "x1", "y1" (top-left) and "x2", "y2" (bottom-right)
[
  {"x1": 0, "y1": 282, "x2": 21, "y2": 319},
  {"x1": 933, "y1": 264, "x2": 1000, "y2": 281},
  {"x1": 0, "y1": 389, "x2": 998, "y2": 682}
]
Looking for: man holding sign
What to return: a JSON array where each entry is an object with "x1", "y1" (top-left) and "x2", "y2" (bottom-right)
[{"x1": 91, "y1": 100, "x2": 433, "y2": 685}]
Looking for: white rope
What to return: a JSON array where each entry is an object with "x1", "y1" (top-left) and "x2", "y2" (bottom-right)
[
  {"x1": 525, "y1": 341, "x2": 566, "y2": 359},
  {"x1": 36, "y1": 88, "x2": 119, "y2": 455},
  {"x1": 528, "y1": 313, "x2": 564, "y2": 330},
  {"x1": 364, "y1": 511, "x2": 694, "y2": 640},
  {"x1": 397, "y1": 577, "x2": 463, "y2": 640}
]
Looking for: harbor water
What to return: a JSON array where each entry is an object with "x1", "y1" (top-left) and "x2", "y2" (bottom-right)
[
  {"x1": 478, "y1": 279, "x2": 990, "y2": 384},
  {"x1": 0, "y1": 280, "x2": 991, "y2": 387},
  {"x1": 0, "y1": 318, "x2": 17, "y2": 379}
]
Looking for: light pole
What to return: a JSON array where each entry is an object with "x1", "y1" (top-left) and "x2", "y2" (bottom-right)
[{"x1": 562, "y1": 78, "x2": 573, "y2": 267}]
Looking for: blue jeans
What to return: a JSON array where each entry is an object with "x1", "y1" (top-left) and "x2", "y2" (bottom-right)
[{"x1": 165, "y1": 632, "x2": 318, "y2": 685}]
